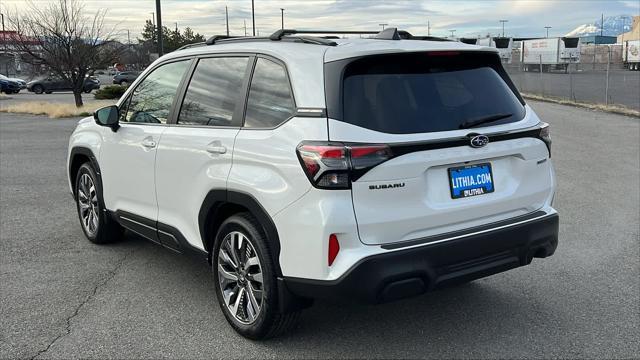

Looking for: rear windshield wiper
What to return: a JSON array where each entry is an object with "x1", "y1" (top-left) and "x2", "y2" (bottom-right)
[{"x1": 459, "y1": 113, "x2": 513, "y2": 129}]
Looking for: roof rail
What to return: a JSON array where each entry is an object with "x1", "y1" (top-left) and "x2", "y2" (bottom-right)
[
  {"x1": 176, "y1": 28, "x2": 454, "y2": 52},
  {"x1": 176, "y1": 41, "x2": 206, "y2": 51},
  {"x1": 207, "y1": 35, "x2": 251, "y2": 45},
  {"x1": 270, "y1": 29, "x2": 380, "y2": 40}
]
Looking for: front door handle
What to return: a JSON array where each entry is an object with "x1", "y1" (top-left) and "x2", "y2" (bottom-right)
[
  {"x1": 141, "y1": 137, "x2": 157, "y2": 149},
  {"x1": 206, "y1": 145, "x2": 227, "y2": 154},
  {"x1": 206, "y1": 141, "x2": 227, "y2": 154}
]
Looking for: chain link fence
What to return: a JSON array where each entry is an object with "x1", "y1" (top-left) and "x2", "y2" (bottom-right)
[{"x1": 505, "y1": 46, "x2": 640, "y2": 112}]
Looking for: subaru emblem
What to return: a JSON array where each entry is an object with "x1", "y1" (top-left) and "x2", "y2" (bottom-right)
[{"x1": 470, "y1": 135, "x2": 489, "y2": 148}]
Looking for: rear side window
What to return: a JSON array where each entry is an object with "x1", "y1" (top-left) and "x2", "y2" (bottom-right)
[
  {"x1": 244, "y1": 58, "x2": 295, "y2": 128},
  {"x1": 334, "y1": 52, "x2": 525, "y2": 134},
  {"x1": 178, "y1": 57, "x2": 249, "y2": 127}
]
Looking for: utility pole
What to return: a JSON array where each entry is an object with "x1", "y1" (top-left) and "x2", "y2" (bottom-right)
[
  {"x1": 150, "y1": 12, "x2": 155, "y2": 27},
  {"x1": 251, "y1": 0, "x2": 255, "y2": 36},
  {"x1": 1, "y1": 12, "x2": 7, "y2": 75},
  {"x1": 175, "y1": 22, "x2": 178, "y2": 32},
  {"x1": 127, "y1": 29, "x2": 131, "y2": 46},
  {"x1": 499, "y1": 19, "x2": 508, "y2": 37},
  {"x1": 544, "y1": 26, "x2": 551, "y2": 38},
  {"x1": 600, "y1": 13, "x2": 604, "y2": 37},
  {"x1": 449, "y1": 29, "x2": 456, "y2": 38},
  {"x1": 379, "y1": 23, "x2": 388, "y2": 30},
  {"x1": 225, "y1": 6, "x2": 229, "y2": 36},
  {"x1": 427, "y1": 20, "x2": 430, "y2": 36},
  {"x1": 155, "y1": 0, "x2": 163, "y2": 56},
  {"x1": 280, "y1": 8, "x2": 285, "y2": 30},
  {"x1": 244, "y1": 19, "x2": 247, "y2": 36}
]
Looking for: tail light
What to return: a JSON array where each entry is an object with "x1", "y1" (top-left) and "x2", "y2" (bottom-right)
[
  {"x1": 296, "y1": 142, "x2": 393, "y2": 189},
  {"x1": 538, "y1": 123, "x2": 551, "y2": 157}
]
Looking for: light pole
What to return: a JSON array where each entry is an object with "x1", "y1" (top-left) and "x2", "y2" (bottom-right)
[
  {"x1": 544, "y1": 26, "x2": 552, "y2": 38},
  {"x1": 155, "y1": 0, "x2": 163, "y2": 56},
  {"x1": 449, "y1": 29, "x2": 456, "y2": 38},
  {"x1": 499, "y1": 19, "x2": 508, "y2": 37},
  {"x1": 251, "y1": 0, "x2": 255, "y2": 36},
  {"x1": 225, "y1": 6, "x2": 229, "y2": 36},
  {"x1": 379, "y1": 23, "x2": 388, "y2": 30},
  {"x1": 280, "y1": 8, "x2": 284, "y2": 29},
  {"x1": 427, "y1": 20, "x2": 431, "y2": 36}
]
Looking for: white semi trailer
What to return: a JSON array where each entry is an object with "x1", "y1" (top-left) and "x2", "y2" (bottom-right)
[
  {"x1": 622, "y1": 40, "x2": 640, "y2": 71},
  {"x1": 477, "y1": 37, "x2": 513, "y2": 64},
  {"x1": 521, "y1": 37, "x2": 581, "y2": 72}
]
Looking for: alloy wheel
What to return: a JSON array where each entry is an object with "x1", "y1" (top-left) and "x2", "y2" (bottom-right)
[
  {"x1": 217, "y1": 231, "x2": 264, "y2": 324},
  {"x1": 78, "y1": 173, "x2": 99, "y2": 237}
]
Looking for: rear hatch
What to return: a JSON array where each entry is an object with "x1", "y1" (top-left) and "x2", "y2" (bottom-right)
[{"x1": 324, "y1": 51, "x2": 553, "y2": 246}]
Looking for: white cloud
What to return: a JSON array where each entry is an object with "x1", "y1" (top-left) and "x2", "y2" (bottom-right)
[{"x1": 1, "y1": 0, "x2": 636, "y2": 40}]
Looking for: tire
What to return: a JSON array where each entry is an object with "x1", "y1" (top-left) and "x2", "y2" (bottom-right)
[
  {"x1": 120, "y1": 80, "x2": 128, "y2": 87},
  {"x1": 45, "y1": 91, "x2": 52, "y2": 94},
  {"x1": 84, "y1": 88, "x2": 92, "y2": 94},
  {"x1": 33, "y1": 85, "x2": 44, "y2": 94},
  {"x1": 74, "y1": 163, "x2": 123, "y2": 244},
  {"x1": 212, "y1": 213, "x2": 299, "y2": 339}
]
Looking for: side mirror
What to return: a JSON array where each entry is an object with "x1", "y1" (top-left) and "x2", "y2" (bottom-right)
[{"x1": 93, "y1": 105, "x2": 119, "y2": 132}]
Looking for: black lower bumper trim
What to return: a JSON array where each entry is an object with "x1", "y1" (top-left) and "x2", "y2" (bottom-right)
[{"x1": 284, "y1": 213, "x2": 559, "y2": 304}]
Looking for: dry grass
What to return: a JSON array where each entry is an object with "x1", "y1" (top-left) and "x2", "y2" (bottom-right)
[
  {"x1": 522, "y1": 93, "x2": 640, "y2": 118},
  {"x1": 0, "y1": 93, "x2": 10, "y2": 100},
  {"x1": 0, "y1": 100, "x2": 116, "y2": 118}
]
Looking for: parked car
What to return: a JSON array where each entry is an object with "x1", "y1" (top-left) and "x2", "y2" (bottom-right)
[
  {"x1": 0, "y1": 74, "x2": 27, "y2": 90},
  {"x1": 112, "y1": 71, "x2": 140, "y2": 86},
  {"x1": 27, "y1": 75, "x2": 100, "y2": 94},
  {"x1": 67, "y1": 28, "x2": 558, "y2": 339},
  {"x1": 0, "y1": 76, "x2": 22, "y2": 94}
]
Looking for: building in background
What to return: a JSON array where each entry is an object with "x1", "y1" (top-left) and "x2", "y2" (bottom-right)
[
  {"x1": 0, "y1": 30, "x2": 41, "y2": 76},
  {"x1": 580, "y1": 35, "x2": 617, "y2": 45},
  {"x1": 617, "y1": 15, "x2": 640, "y2": 43}
]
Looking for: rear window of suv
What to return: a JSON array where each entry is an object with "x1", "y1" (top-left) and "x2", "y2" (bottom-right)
[{"x1": 326, "y1": 51, "x2": 525, "y2": 134}]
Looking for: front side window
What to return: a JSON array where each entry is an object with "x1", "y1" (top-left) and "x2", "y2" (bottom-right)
[
  {"x1": 244, "y1": 58, "x2": 295, "y2": 128},
  {"x1": 178, "y1": 57, "x2": 249, "y2": 127},
  {"x1": 124, "y1": 60, "x2": 190, "y2": 124}
]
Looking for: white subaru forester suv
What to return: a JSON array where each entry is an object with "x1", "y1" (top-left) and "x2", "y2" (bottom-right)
[{"x1": 67, "y1": 28, "x2": 558, "y2": 339}]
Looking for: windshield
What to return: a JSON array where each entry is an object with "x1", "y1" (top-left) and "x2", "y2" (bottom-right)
[{"x1": 326, "y1": 51, "x2": 525, "y2": 134}]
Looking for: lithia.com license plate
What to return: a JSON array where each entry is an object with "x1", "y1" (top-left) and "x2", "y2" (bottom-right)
[{"x1": 448, "y1": 163, "x2": 495, "y2": 199}]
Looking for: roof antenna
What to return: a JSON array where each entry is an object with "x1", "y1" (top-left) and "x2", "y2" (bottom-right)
[{"x1": 374, "y1": 27, "x2": 401, "y2": 40}]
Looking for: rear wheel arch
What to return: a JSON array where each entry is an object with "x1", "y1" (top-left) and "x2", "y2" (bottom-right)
[{"x1": 199, "y1": 190, "x2": 283, "y2": 276}]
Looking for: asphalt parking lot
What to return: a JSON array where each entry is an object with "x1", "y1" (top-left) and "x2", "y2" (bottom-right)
[{"x1": 0, "y1": 100, "x2": 638, "y2": 359}]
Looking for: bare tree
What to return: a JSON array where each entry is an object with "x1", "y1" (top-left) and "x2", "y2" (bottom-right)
[{"x1": 6, "y1": 0, "x2": 124, "y2": 107}]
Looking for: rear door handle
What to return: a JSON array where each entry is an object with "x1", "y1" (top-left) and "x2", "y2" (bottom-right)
[{"x1": 141, "y1": 138, "x2": 157, "y2": 149}]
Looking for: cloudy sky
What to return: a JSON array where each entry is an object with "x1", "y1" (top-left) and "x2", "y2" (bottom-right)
[{"x1": 2, "y1": 0, "x2": 639, "y2": 41}]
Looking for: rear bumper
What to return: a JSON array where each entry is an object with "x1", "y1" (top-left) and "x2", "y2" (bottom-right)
[{"x1": 284, "y1": 213, "x2": 558, "y2": 304}]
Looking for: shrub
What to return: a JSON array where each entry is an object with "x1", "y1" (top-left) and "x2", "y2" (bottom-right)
[
  {"x1": 94, "y1": 85, "x2": 126, "y2": 100},
  {"x1": 0, "y1": 101, "x2": 115, "y2": 118}
]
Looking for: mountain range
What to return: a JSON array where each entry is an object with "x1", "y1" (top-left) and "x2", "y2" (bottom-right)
[{"x1": 566, "y1": 15, "x2": 634, "y2": 37}]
